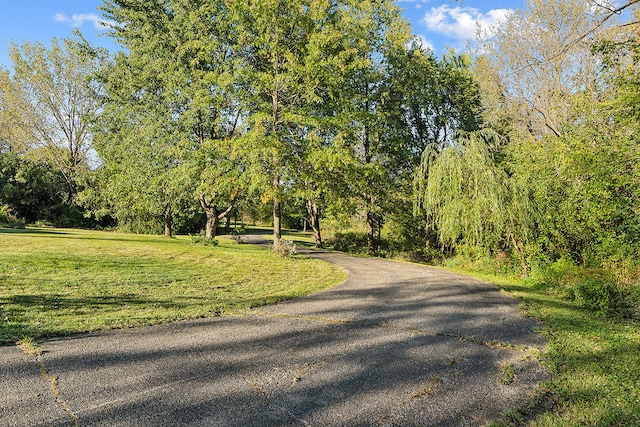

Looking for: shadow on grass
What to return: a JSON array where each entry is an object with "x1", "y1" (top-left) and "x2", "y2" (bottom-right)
[
  {"x1": 0, "y1": 227, "x2": 70, "y2": 236},
  {"x1": 0, "y1": 293, "x2": 193, "y2": 344},
  {"x1": 0, "y1": 227, "x2": 190, "y2": 246},
  {"x1": 484, "y1": 277, "x2": 640, "y2": 426},
  {"x1": 0, "y1": 252, "x2": 553, "y2": 426}
]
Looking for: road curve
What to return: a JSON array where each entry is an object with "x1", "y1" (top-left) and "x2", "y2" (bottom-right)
[{"x1": 0, "y1": 238, "x2": 549, "y2": 426}]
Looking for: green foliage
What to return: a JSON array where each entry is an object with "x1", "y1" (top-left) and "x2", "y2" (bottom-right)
[
  {"x1": 327, "y1": 231, "x2": 370, "y2": 255},
  {"x1": 456, "y1": 260, "x2": 640, "y2": 427},
  {"x1": 1, "y1": 37, "x2": 100, "y2": 195},
  {"x1": 230, "y1": 225, "x2": 246, "y2": 243},
  {"x1": 570, "y1": 278, "x2": 632, "y2": 319},
  {"x1": 499, "y1": 364, "x2": 516, "y2": 386},
  {"x1": 0, "y1": 205, "x2": 25, "y2": 228},
  {"x1": 528, "y1": 259, "x2": 639, "y2": 320},
  {"x1": 189, "y1": 230, "x2": 220, "y2": 246},
  {"x1": 416, "y1": 129, "x2": 530, "y2": 260},
  {"x1": 537, "y1": 132, "x2": 639, "y2": 266},
  {"x1": 0, "y1": 152, "x2": 89, "y2": 227}
]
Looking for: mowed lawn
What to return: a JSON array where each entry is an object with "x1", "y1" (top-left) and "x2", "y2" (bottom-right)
[{"x1": 0, "y1": 228, "x2": 346, "y2": 344}]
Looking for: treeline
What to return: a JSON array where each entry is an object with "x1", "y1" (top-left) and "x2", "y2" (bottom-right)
[{"x1": 1, "y1": 0, "x2": 639, "y2": 297}]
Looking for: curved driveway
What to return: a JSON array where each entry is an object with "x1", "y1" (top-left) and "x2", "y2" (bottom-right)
[{"x1": 0, "y1": 240, "x2": 549, "y2": 426}]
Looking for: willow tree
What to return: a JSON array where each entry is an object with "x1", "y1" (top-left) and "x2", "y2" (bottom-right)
[{"x1": 417, "y1": 130, "x2": 535, "y2": 273}]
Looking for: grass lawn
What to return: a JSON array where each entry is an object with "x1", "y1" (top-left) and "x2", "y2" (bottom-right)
[
  {"x1": 450, "y1": 264, "x2": 640, "y2": 426},
  {"x1": 0, "y1": 228, "x2": 346, "y2": 344}
]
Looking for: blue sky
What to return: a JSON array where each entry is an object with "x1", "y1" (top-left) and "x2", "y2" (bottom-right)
[{"x1": 0, "y1": 0, "x2": 523, "y2": 69}]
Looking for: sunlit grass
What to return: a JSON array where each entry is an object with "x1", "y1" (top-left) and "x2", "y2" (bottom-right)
[
  {"x1": 0, "y1": 228, "x2": 346, "y2": 344},
  {"x1": 447, "y1": 262, "x2": 640, "y2": 426}
]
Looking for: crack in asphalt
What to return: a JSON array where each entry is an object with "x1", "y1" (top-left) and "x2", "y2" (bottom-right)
[
  {"x1": 16, "y1": 344, "x2": 79, "y2": 427},
  {"x1": 2, "y1": 236, "x2": 548, "y2": 426},
  {"x1": 38, "y1": 359, "x2": 79, "y2": 426}
]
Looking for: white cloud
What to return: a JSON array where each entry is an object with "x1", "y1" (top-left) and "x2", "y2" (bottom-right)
[
  {"x1": 422, "y1": 5, "x2": 512, "y2": 41},
  {"x1": 54, "y1": 13, "x2": 114, "y2": 31}
]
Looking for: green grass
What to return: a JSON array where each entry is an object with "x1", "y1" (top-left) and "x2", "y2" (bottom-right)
[
  {"x1": 0, "y1": 228, "x2": 346, "y2": 344},
  {"x1": 447, "y1": 262, "x2": 640, "y2": 426}
]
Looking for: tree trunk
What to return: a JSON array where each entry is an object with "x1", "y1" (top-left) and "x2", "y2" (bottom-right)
[
  {"x1": 225, "y1": 213, "x2": 231, "y2": 233},
  {"x1": 510, "y1": 233, "x2": 528, "y2": 278},
  {"x1": 164, "y1": 210, "x2": 172, "y2": 237},
  {"x1": 200, "y1": 194, "x2": 235, "y2": 240},
  {"x1": 205, "y1": 210, "x2": 219, "y2": 240},
  {"x1": 305, "y1": 199, "x2": 322, "y2": 248},
  {"x1": 273, "y1": 175, "x2": 282, "y2": 246},
  {"x1": 366, "y1": 209, "x2": 376, "y2": 255}
]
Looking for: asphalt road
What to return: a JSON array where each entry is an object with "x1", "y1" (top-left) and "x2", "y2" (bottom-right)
[{"x1": 0, "y1": 239, "x2": 549, "y2": 426}]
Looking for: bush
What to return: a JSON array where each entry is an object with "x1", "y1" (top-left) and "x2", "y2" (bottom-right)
[
  {"x1": 230, "y1": 226, "x2": 246, "y2": 243},
  {"x1": 0, "y1": 205, "x2": 25, "y2": 229},
  {"x1": 569, "y1": 276, "x2": 633, "y2": 319},
  {"x1": 327, "y1": 231, "x2": 369, "y2": 254},
  {"x1": 190, "y1": 232, "x2": 219, "y2": 246},
  {"x1": 273, "y1": 239, "x2": 297, "y2": 257},
  {"x1": 529, "y1": 258, "x2": 638, "y2": 319},
  {"x1": 394, "y1": 247, "x2": 446, "y2": 264}
]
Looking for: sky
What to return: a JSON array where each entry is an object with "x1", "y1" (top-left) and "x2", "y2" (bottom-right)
[{"x1": 0, "y1": 0, "x2": 524, "y2": 69}]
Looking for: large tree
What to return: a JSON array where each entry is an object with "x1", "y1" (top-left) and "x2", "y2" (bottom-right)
[
  {"x1": 480, "y1": 0, "x2": 621, "y2": 139},
  {"x1": 309, "y1": 0, "x2": 417, "y2": 254},
  {"x1": 93, "y1": 0, "x2": 246, "y2": 237},
  {"x1": 423, "y1": 0, "x2": 640, "y2": 268},
  {"x1": 229, "y1": 0, "x2": 339, "y2": 246},
  {"x1": 0, "y1": 38, "x2": 100, "y2": 195}
]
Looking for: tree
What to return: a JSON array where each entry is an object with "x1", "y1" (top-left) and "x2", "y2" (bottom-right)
[
  {"x1": 196, "y1": 138, "x2": 245, "y2": 239},
  {"x1": 0, "y1": 38, "x2": 100, "y2": 195},
  {"x1": 310, "y1": 0, "x2": 416, "y2": 254},
  {"x1": 418, "y1": 129, "x2": 537, "y2": 274},
  {"x1": 229, "y1": 0, "x2": 338, "y2": 246},
  {"x1": 462, "y1": 0, "x2": 640, "y2": 269},
  {"x1": 0, "y1": 150, "x2": 84, "y2": 226},
  {"x1": 93, "y1": 0, "x2": 246, "y2": 237},
  {"x1": 480, "y1": 0, "x2": 620, "y2": 139}
]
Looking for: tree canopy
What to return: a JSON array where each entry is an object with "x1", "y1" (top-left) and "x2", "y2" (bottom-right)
[{"x1": 1, "y1": 0, "x2": 638, "y2": 278}]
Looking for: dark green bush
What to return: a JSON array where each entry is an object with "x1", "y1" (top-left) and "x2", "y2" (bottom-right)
[
  {"x1": 327, "y1": 232, "x2": 369, "y2": 254},
  {"x1": 190, "y1": 232, "x2": 220, "y2": 246},
  {"x1": 570, "y1": 277, "x2": 632, "y2": 319},
  {"x1": 0, "y1": 205, "x2": 25, "y2": 228}
]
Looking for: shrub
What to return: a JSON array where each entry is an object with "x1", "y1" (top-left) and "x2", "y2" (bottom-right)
[
  {"x1": 395, "y1": 247, "x2": 445, "y2": 265},
  {"x1": 0, "y1": 205, "x2": 25, "y2": 229},
  {"x1": 569, "y1": 276, "x2": 632, "y2": 319},
  {"x1": 190, "y1": 232, "x2": 219, "y2": 246},
  {"x1": 273, "y1": 239, "x2": 297, "y2": 257},
  {"x1": 531, "y1": 259, "x2": 638, "y2": 319},
  {"x1": 327, "y1": 231, "x2": 369, "y2": 254},
  {"x1": 230, "y1": 226, "x2": 246, "y2": 243}
]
